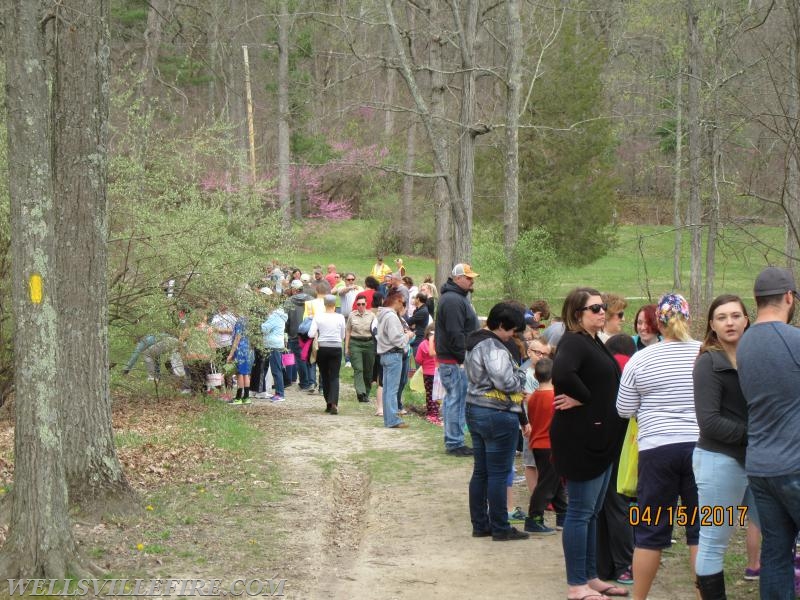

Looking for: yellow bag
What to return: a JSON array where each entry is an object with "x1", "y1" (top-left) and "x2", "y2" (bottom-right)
[
  {"x1": 409, "y1": 366, "x2": 425, "y2": 393},
  {"x1": 616, "y1": 418, "x2": 638, "y2": 497}
]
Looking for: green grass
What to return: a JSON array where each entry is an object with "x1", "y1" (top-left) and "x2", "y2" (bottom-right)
[
  {"x1": 354, "y1": 449, "x2": 421, "y2": 484},
  {"x1": 276, "y1": 218, "x2": 785, "y2": 323},
  {"x1": 187, "y1": 403, "x2": 261, "y2": 453}
]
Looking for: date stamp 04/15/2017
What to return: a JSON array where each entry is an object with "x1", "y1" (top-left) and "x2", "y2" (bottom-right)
[{"x1": 628, "y1": 505, "x2": 748, "y2": 527}]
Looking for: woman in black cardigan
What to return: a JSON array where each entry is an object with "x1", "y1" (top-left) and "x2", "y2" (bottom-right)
[{"x1": 551, "y1": 287, "x2": 628, "y2": 600}]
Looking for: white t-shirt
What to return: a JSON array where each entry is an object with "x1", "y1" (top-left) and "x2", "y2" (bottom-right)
[{"x1": 309, "y1": 312, "x2": 346, "y2": 348}]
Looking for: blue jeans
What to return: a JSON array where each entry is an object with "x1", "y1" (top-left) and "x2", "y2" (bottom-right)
[
  {"x1": 268, "y1": 349, "x2": 285, "y2": 397},
  {"x1": 380, "y1": 352, "x2": 404, "y2": 428},
  {"x1": 563, "y1": 466, "x2": 612, "y2": 586},
  {"x1": 749, "y1": 473, "x2": 800, "y2": 600},
  {"x1": 288, "y1": 338, "x2": 310, "y2": 389},
  {"x1": 693, "y1": 447, "x2": 759, "y2": 575},
  {"x1": 440, "y1": 363, "x2": 467, "y2": 450},
  {"x1": 466, "y1": 404, "x2": 519, "y2": 535}
]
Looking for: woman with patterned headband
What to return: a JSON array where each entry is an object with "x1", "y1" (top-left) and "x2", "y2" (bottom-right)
[{"x1": 616, "y1": 293, "x2": 702, "y2": 600}]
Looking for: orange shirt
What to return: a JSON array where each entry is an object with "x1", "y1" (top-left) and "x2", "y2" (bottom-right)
[{"x1": 527, "y1": 388, "x2": 555, "y2": 450}]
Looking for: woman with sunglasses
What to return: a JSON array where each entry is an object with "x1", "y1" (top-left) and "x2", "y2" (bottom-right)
[
  {"x1": 551, "y1": 288, "x2": 629, "y2": 600},
  {"x1": 616, "y1": 294, "x2": 702, "y2": 600}
]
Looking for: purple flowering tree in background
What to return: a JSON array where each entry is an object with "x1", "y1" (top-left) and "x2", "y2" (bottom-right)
[{"x1": 201, "y1": 138, "x2": 388, "y2": 221}]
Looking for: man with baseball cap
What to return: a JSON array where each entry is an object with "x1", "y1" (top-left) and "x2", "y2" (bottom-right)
[
  {"x1": 736, "y1": 266, "x2": 800, "y2": 599},
  {"x1": 435, "y1": 263, "x2": 481, "y2": 456}
]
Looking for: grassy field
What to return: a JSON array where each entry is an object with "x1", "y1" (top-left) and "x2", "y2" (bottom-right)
[{"x1": 276, "y1": 219, "x2": 785, "y2": 323}]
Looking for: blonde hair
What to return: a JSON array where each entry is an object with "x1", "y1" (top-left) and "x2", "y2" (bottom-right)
[{"x1": 660, "y1": 316, "x2": 692, "y2": 342}]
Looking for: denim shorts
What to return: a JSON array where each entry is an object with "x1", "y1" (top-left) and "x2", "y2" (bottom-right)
[{"x1": 634, "y1": 441, "x2": 699, "y2": 549}]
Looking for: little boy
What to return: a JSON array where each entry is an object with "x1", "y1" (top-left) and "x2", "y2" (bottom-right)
[{"x1": 524, "y1": 357, "x2": 567, "y2": 535}]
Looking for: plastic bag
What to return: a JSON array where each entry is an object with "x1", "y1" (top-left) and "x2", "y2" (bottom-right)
[
  {"x1": 410, "y1": 367, "x2": 425, "y2": 393},
  {"x1": 617, "y1": 417, "x2": 639, "y2": 497}
]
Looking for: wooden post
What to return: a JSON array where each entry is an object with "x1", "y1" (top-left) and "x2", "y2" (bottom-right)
[{"x1": 242, "y1": 44, "x2": 257, "y2": 184}]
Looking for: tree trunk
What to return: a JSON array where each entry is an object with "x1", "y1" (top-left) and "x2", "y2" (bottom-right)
[
  {"x1": 503, "y1": 0, "x2": 522, "y2": 260},
  {"x1": 139, "y1": 0, "x2": 170, "y2": 102},
  {"x1": 451, "y1": 0, "x2": 478, "y2": 264},
  {"x1": 0, "y1": 0, "x2": 79, "y2": 577},
  {"x1": 385, "y1": 0, "x2": 458, "y2": 285},
  {"x1": 673, "y1": 69, "x2": 683, "y2": 290},
  {"x1": 785, "y1": 1, "x2": 800, "y2": 274},
  {"x1": 686, "y1": 0, "x2": 703, "y2": 317},
  {"x1": 401, "y1": 3, "x2": 418, "y2": 254},
  {"x1": 277, "y1": 0, "x2": 292, "y2": 227},
  {"x1": 705, "y1": 22, "x2": 722, "y2": 304},
  {"x1": 402, "y1": 119, "x2": 417, "y2": 254},
  {"x1": 429, "y1": 3, "x2": 453, "y2": 286},
  {"x1": 52, "y1": 0, "x2": 132, "y2": 508}
]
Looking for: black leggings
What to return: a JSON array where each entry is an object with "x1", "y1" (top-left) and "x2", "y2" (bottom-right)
[{"x1": 316, "y1": 346, "x2": 342, "y2": 406}]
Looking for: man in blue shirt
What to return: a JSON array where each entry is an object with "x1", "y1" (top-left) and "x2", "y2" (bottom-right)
[{"x1": 737, "y1": 266, "x2": 800, "y2": 600}]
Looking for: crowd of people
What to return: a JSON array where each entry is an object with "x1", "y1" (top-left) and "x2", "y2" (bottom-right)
[{"x1": 123, "y1": 259, "x2": 800, "y2": 600}]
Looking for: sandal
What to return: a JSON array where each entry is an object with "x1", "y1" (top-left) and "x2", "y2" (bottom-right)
[
  {"x1": 594, "y1": 585, "x2": 628, "y2": 597},
  {"x1": 567, "y1": 595, "x2": 608, "y2": 600}
]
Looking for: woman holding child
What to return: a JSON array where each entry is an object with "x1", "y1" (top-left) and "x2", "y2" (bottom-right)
[{"x1": 551, "y1": 288, "x2": 628, "y2": 600}]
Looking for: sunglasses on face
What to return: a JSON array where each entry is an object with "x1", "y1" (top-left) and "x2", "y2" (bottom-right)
[
  {"x1": 346, "y1": 278, "x2": 355, "y2": 282},
  {"x1": 579, "y1": 303, "x2": 608, "y2": 314},
  {"x1": 356, "y1": 302, "x2": 366, "y2": 306}
]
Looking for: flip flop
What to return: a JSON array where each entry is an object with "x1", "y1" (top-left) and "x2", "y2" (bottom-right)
[
  {"x1": 567, "y1": 594, "x2": 609, "y2": 600},
  {"x1": 595, "y1": 585, "x2": 629, "y2": 597}
]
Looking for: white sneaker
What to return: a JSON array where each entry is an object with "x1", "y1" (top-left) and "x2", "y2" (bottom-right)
[{"x1": 345, "y1": 361, "x2": 352, "y2": 368}]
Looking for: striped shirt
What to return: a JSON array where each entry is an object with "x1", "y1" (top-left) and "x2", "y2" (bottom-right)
[{"x1": 616, "y1": 339, "x2": 701, "y2": 451}]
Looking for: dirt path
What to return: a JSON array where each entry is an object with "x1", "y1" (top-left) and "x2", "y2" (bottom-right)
[{"x1": 258, "y1": 382, "x2": 683, "y2": 600}]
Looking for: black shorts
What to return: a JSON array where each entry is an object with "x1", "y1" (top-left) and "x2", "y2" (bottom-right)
[{"x1": 634, "y1": 441, "x2": 699, "y2": 550}]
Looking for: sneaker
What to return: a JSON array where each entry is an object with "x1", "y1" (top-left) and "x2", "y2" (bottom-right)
[
  {"x1": 513, "y1": 475, "x2": 526, "y2": 485},
  {"x1": 492, "y1": 527, "x2": 529, "y2": 541},
  {"x1": 241, "y1": 397, "x2": 252, "y2": 405},
  {"x1": 509, "y1": 507, "x2": 527, "y2": 522},
  {"x1": 472, "y1": 529, "x2": 492, "y2": 538},
  {"x1": 269, "y1": 395, "x2": 285, "y2": 403},
  {"x1": 306, "y1": 386, "x2": 317, "y2": 395},
  {"x1": 344, "y1": 361, "x2": 352, "y2": 368},
  {"x1": 743, "y1": 567, "x2": 760, "y2": 581},
  {"x1": 446, "y1": 446, "x2": 474, "y2": 457},
  {"x1": 556, "y1": 513, "x2": 566, "y2": 531},
  {"x1": 228, "y1": 399, "x2": 244, "y2": 406},
  {"x1": 426, "y1": 415, "x2": 443, "y2": 426},
  {"x1": 616, "y1": 568, "x2": 634, "y2": 585},
  {"x1": 523, "y1": 517, "x2": 556, "y2": 536}
]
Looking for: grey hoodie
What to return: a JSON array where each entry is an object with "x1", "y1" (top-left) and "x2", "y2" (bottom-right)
[{"x1": 376, "y1": 307, "x2": 407, "y2": 355}]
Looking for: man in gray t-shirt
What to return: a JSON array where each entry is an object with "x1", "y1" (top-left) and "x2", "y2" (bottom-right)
[{"x1": 736, "y1": 266, "x2": 800, "y2": 599}]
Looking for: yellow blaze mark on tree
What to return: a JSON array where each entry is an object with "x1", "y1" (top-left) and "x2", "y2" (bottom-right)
[{"x1": 29, "y1": 273, "x2": 43, "y2": 304}]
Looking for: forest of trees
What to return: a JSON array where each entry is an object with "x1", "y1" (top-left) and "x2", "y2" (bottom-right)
[{"x1": 0, "y1": 0, "x2": 798, "y2": 576}]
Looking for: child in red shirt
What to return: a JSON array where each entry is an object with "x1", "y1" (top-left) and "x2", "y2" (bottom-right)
[{"x1": 524, "y1": 357, "x2": 567, "y2": 535}]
